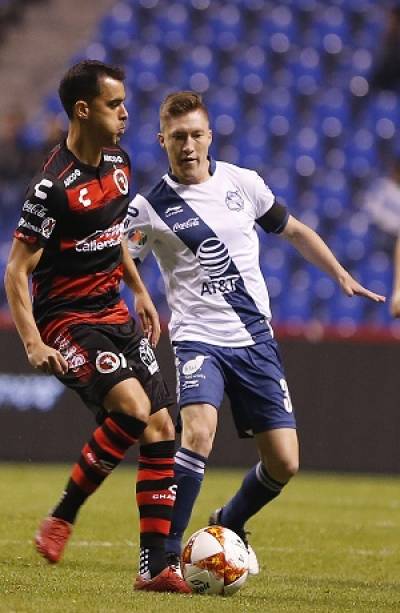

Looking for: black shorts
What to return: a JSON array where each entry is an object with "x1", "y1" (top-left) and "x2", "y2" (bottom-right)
[{"x1": 50, "y1": 319, "x2": 173, "y2": 419}]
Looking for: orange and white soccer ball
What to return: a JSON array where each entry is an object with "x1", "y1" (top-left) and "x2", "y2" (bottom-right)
[{"x1": 182, "y1": 525, "x2": 249, "y2": 596}]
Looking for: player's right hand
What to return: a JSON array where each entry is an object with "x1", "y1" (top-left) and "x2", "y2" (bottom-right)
[{"x1": 27, "y1": 341, "x2": 68, "y2": 376}]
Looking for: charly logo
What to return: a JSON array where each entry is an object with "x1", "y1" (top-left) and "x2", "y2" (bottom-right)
[
  {"x1": 225, "y1": 189, "x2": 244, "y2": 211},
  {"x1": 196, "y1": 237, "x2": 231, "y2": 277},
  {"x1": 95, "y1": 351, "x2": 120, "y2": 374},
  {"x1": 182, "y1": 356, "x2": 206, "y2": 376},
  {"x1": 113, "y1": 168, "x2": 129, "y2": 194}
]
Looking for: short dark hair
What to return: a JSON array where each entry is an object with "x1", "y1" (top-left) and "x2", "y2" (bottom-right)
[
  {"x1": 58, "y1": 60, "x2": 125, "y2": 119},
  {"x1": 159, "y1": 91, "x2": 209, "y2": 130}
]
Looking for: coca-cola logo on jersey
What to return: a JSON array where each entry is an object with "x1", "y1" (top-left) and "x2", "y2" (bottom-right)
[
  {"x1": 172, "y1": 217, "x2": 199, "y2": 232},
  {"x1": 75, "y1": 222, "x2": 124, "y2": 252}
]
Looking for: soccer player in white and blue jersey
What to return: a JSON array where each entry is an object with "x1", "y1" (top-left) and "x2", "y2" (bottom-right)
[{"x1": 125, "y1": 92, "x2": 385, "y2": 574}]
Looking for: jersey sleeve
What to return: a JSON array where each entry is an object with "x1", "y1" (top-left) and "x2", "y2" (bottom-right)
[
  {"x1": 14, "y1": 173, "x2": 64, "y2": 247},
  {"x1": 246, "y1": 170, "x2": 289, "y2": 234},
  {"x1": 124, "y1": 194, "x2": 153, "y2": 262},
  {"x1": 252, "y1": 171, "x2": 276, "y2": 219}
]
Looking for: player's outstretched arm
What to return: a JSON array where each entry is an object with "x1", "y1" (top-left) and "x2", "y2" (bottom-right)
[
  {"x1": 4, "y1": 239, "x2": 68, "y2": 375},
  {"x1": 121, "y1": 240, "x2": 161, "y2": 346},
  {"x1": 280, "y1": 215, "x2": 386, "y2": 303},
  {"x1": 390, "y1": 236, "x2": 400, "y2": 317}
]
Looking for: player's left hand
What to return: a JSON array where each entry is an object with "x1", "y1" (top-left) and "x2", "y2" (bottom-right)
[
  {"x1": 134, "y1": 291, "x2": 161, "y2": 347},
  {"x1": 339, "y1": 272, "x2": 386, "y2": 302}
]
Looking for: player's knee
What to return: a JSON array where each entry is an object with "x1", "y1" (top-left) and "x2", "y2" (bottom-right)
[
  {"x1": 114, "y1": 395, "x2": 151, "y2": 424},
  {"x1": 104, "y1": 379, "x2": 152, "y2": 423},
  {"x1": 264, "y1": 456, "x2": 299, "y2": 484},
  {"x1": 145, "y1": 410, "x2": 175, "y2": 442},
  {"x1": 160, "y1": 416, "x2": 175, "y2": 440},
  {"x1": 184, "y1": 426, "x2": 214, "y2": 457},
  {"x1": 281, "y1": 458, "x2": 299, "y2": 481}
]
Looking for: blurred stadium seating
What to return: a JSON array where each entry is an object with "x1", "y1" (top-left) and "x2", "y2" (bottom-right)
[{"x1": 1, "y1": 0, "x2": 398, "y2": 334}]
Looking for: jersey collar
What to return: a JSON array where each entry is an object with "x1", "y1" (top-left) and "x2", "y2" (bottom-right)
[{"x1": 64, "y1": 140, "x2": 106, "y2": 174}]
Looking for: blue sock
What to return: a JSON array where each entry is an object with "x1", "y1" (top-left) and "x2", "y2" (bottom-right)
[
  {"x1": 221, "y1": 462, "x2": 285, "y2": 533},
  {"x1": 165, "y1": 447, "x2": 207, "y2": 555}
]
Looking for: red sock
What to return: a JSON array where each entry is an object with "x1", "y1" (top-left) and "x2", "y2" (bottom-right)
[
  {"x1": 136, "y1": 440, "x2": 176, "y2": 577},
  {"x1": 53, "y1": 413, "x2": 147, "y2": 523}
]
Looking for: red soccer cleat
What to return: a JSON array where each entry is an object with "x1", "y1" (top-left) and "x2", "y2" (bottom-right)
[
  {"x1": 134, "y1": 566, "x2": 192, "y2": 593},
  {"x1": 34, "y1": 516, "x2": 73, "y2": 563}
]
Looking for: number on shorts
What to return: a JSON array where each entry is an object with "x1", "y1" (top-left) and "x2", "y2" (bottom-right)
[{"x1": 279, "y1": 378, "x2": 293, "y2": 413}]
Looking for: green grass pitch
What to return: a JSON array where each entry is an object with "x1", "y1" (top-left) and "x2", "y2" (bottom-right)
[{"x1": 0, "y1": 464, "x2": 399, "y2": 612}]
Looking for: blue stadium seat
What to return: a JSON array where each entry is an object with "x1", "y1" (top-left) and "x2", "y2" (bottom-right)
[
  {"x1": 207, "y1": 4, "x2": 243, "y2": 51},
  {"x1": 260, "y1": 4, "x2": 299, "y2": 49},
  {"x1": 2, "y1": 0, "x2": 395, "y2": 332},
  {"x1": 329, "y1": 286, "x2": 365, "y2": 326},
  {"x1": 98, "y1": 2, "x2": 137, "y2": 54}
]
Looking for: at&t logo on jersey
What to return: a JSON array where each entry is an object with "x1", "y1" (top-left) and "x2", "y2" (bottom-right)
[
  {"x1": 200, "y1": 275, "x2": 240, "y2": 295},
  {"x1": 197, "y1": 238, "x2": 231, "y2": 276},
  {"x1": 196, "y1": 237, "x2": 240, "y2": 296}
]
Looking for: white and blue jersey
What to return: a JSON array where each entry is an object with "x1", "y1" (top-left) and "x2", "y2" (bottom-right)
[
  {"x1": 125, "y1": 160, "x2": 285, "y2": 347},
  {"x1": 125, "y1": 159, "x2": 295, "y2": 433}
]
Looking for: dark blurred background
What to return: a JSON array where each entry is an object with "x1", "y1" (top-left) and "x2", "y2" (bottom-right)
[{"x1": 1, "y1": 0, "x2": 399, "y2": 472}]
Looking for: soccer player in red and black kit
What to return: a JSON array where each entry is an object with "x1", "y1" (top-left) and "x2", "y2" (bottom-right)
[{"x1": 4, "y1": 60, "x2": 190, "y2": 594}]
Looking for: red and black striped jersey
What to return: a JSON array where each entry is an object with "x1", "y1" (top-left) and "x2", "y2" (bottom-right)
[{"x1": 14, "y1": 141, "x2": 132, "y2": 341}]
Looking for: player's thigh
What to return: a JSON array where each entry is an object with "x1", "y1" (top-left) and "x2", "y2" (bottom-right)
[
  {"x1": 122, "y1": 324, "x2": 173, "y2": 417},
  {"x1": 255, "y1": 428, "x2": 299, "y2": 482},
  {"x1": 180, "y1": 403, "x2": 218, "y2": 456},
  {"x1": 103, "y1": 377, "x2": 151, "y2": 421},
  {"x1": 226, "y1": 339, "x2": 296, "y2": 436},
  {"x1": 174, "y1": 341, "x2": 225, "y2": 410},
  {"x1": 141, "y1": 407, "x2": 175, "y2": 444},
  {"x1": 174, "y1": 341, "x2": 224, "y2": 455},
  {"x1": 50, "y1": 323, "x2": 145, "y2": 418}
]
